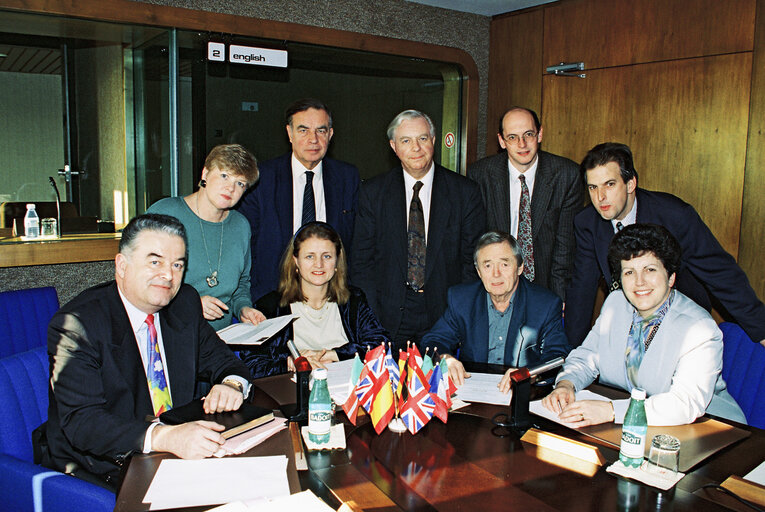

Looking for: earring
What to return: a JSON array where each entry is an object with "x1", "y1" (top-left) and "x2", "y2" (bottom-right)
[{"x1": 198, "y1": 179, "x2": 207, "y2": 188}]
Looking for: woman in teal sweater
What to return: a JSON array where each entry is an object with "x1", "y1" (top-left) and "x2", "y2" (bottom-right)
[{"x1": 148, "y1": 144, "x2": 264, "y2": 330}]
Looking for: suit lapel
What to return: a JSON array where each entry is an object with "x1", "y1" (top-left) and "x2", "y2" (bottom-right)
[
  {"x1": 275, "y1": 156, "x2": 295, "y2": 241},
  {"x1": 530, "y1": 153, "x2": 553, "y2": 237},
  {"x1": 470, "y1": 286, "x2": 490, "y2": 363},
  {"x1": 389, "y1": 169, "x2": 409, "y2": 280},
  {"x1": 488, "y1": 155, "x2": 512, "y2": 233},
  {"x1": 159, "y1": 301, "x2": 196, "y2": 406},
  {"x1": 505, "y1": 278, "x2": 528, "y2": 367},
  {"x1": 323, "y1": 159, "x2": 340, "y2": 227},
  {"x1": 425, "y1": 166, "x2": 449, "y2": 284},
  {"x1": 596, "y1": 219, "x2": 615, "y2": 283},
  {"x1": 106, "y1": 284, "x2": 154, "y2": 415}
]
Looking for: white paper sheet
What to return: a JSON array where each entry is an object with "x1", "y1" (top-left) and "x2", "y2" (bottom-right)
[
  {"x1": 216, "y1": 315, "x2": 296, "y2": 345},
  {"x1": 744, "y1": 459, "x2": 765, "y2": 486},
  {"x1": 324, "y1": 358, "x2": 357, "y2": 405},
  {"x1": 452, "y1": 372, "x2": 513, "y2": 406},
  {"x1": 142, "y1": 455, "x2": 290, "y2": 510},
  {"x1": 529, "y1": 390, "x2": 611, "y2": 426}
]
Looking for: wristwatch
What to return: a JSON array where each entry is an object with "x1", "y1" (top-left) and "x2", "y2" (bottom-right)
[{"x1": 222, "y1": 378, "x2": 244, "y2": 393}]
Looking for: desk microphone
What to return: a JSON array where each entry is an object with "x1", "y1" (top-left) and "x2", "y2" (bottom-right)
[{"x1": 48, "y1": 176, "x2": 61, "y2": 237}]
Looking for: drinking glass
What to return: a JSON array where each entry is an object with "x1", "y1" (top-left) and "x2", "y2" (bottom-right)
[{"x1": 645, "y1": 434, "x2": 680, "y2": 478}]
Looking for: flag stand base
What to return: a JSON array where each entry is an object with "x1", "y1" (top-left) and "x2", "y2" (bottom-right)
[{"x1": 388, "y1": 417, "x2": 407, "y2": 433}]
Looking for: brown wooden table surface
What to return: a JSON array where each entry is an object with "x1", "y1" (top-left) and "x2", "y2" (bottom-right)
[{"x1": 115, "y1": 370, "x2": 764, "y2": 512}]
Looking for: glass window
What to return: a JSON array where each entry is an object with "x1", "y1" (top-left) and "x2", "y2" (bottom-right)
[{"x1": 0, "y1": 9, "x2": 465, "y2": 227}]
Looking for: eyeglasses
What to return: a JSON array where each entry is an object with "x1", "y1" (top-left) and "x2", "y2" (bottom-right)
[{"x1": 503, "y1": 131, "x2": 538, "y2": 145}]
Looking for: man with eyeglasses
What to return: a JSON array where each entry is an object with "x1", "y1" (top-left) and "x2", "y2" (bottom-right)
[
  {"x1": 238, "y1": 98, "x2": 360, "y2": 303},
  {"x1": 468, "y1": 107, "x2": 583, "y2": 300},
  {"x1": 565, "y1": 142, "x2": 765, "y2": 348}
]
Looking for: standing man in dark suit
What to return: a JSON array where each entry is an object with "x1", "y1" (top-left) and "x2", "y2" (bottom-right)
[
  {"x1": 422, "y1": 231, "x2": 570, "y2": 392},
  {"x1": 42, "y1": 214, "x2": 252, "y2": 490},
  {"x1": 351, "y1": 110, "x2": 486, "y2": 352},
  {"x1": 565, "y1": 142, "x2": 765, "y2": 347},
  {"x1": 467, "y1": 107, "x2": 583, "y2": 299},
  {"x1": 238, "y1": 99, "x2": 360, "y2": 303}
]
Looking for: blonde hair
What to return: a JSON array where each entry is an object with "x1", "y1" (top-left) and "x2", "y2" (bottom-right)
[{"x1": 277, "y1": 222, "x2": 350, "y2": 306}]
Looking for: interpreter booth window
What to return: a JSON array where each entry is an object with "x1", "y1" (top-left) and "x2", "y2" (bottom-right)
[
  {"x1": 0, "y1": 9, "x2": 464, "y2": 229},
  {"x1": 140, "y1": 32, "x2": 464, "y2": 206}
]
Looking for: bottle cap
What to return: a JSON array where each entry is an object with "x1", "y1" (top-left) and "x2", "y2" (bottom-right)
[
  {"x1": 630, "y1": 388, "x2": 646, "y2": 400},
  {"x1": 313, "y1": 368, "x2": 328, "y2": 379},
  {"x1": 26, "y1": 203, "x2": 35, "y2": 209}
]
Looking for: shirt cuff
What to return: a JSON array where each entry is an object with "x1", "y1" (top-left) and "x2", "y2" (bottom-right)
[{"x1": 143, "y1": 421, "x2": 161, "y2": 453}]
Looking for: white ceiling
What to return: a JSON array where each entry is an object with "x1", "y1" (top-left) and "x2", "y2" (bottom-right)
[{"x1": 406, "y1": 0, "x2": 556, "y2": 16}]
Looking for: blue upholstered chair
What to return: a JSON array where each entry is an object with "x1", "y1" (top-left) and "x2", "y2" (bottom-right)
[
  {"x1": 0, "y1": 287, "x2": 59, "y2": 358},
  {"x1": 719, "y1": 322, "x2": 765, "y2": 429},
  {"x1": 0, "y1": 347, "x2": 115, "y2": 511}
]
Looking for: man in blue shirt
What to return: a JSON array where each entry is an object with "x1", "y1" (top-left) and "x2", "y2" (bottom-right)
[{"x1": 422, "y1": 231, "x2": 570, "y2": 393}]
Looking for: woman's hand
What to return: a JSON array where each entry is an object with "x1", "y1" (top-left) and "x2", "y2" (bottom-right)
[
  {"x1": 200, "y1": 296, "x2": 228, "y2": 320},
  {"x1": 557, "y1": 400, "x2": 615, "y2": 427},
  {"x1": 301, "y1": 349, "x2": 338, "y2": 369},
  {"x1": 542, "y1": 380, "x2": 576, "y2": 414},
  {"x1": 239, "y1": 307, "x2": 265, "y2": 325}
]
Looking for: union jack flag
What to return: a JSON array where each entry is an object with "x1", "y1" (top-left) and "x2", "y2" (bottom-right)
[
  {"x1": 400, "y1": 354, "x2": 435, "y2": 434},
  {"x1": 343, "y1": 365, "x2": 375, "y2": 424}
]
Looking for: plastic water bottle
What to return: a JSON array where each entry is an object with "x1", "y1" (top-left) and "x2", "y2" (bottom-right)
[
  {"x1": 308, "y1": 368, "x2": 331, "y2": 444},
  {"x1": 619, "y1": 387, "x2": 648, "y2": 467},
  {"x1": 24, "y1": 204, "x2": 40, "y2": 238}
]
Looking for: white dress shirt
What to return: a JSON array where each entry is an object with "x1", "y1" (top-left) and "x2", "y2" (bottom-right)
[
  {"x1": 611, "y1": 197, "x2": 638, "y2": 233},
  {"x1": 508, "y1": 157, "x2": 539, "y2": 238},
  {"x1": 291, "y1": 154, "x2": 327, "y2": 233},
  {"x1": 403, "y1": 163, "x2": 435, "y2": 241}
]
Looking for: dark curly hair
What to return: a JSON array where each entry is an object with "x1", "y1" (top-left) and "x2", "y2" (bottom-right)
[{"x1": 607, "y1": 223, "x2": 682, "y2": 283}]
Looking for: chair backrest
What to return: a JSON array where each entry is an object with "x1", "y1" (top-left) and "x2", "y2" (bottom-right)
[
  {"x1": 0, "y1": 286, "x2": 59, "y2": 358},
  {"x1": 0, "y1": 347, "x2": 49, "y2": 461},
  {"x1": 719, "y1": 322, "x2": 765, "y2": 429}
]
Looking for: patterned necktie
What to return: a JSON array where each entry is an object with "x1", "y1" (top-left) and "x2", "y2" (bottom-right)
[
  {"x1": 145, "y1": 314, "x2": 172, "y2": 416},
  {"x1": 617, "y1": 221, "x2": 624, "y2": 232},
  {"x1": 407, "y1": 181, "x2": 426, "y2": 290},
  {"x1": 518, "y1": 175, "x2": 535, "y2": 281},
  {"x1": 302, "y1": 170, "x2": 315, "y2": 225}
]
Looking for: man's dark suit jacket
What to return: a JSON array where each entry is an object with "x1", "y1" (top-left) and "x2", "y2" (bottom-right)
[
  {"x1": 422, "y1": 278, "x2": 570, "y2": 368},
  {"x1": 238, "y1": 286, "x2": 389, "y2": 378},
  {"x1": 467, "y1": 151, "x2": 583, "y2": 299},
  {"x1": 237, "y1": 153, "x2": 360, "y2": 303},
  {"x1": 44, "y1": 282, "x2": 251, "y2": 483},
  {"x1": 565, "y1": 188, "x2": 765, "y2": 346},
  {"x1": 351, "y1": 164, "x2": 486, "y2": 340}
]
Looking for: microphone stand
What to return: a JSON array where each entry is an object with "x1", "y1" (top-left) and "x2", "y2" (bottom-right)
[{"x1": 48, "y1": 176, "x2": 62, "y2": 238}]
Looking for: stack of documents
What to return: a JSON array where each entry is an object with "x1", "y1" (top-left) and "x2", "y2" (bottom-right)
[
  {"x1": 217, "y1": 315, "x2": 296, "y2": 345},
  {"x1": 142, "y1": 456, "x2": 290, "y2": 510}
]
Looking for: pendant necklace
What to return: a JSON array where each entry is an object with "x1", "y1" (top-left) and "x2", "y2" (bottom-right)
[
  {"x1": 196, "y1": 194, "x2": 224, "y2": 287},
  {"x1": 302, "y1": 297, "x2": 329, "y2": 321}
]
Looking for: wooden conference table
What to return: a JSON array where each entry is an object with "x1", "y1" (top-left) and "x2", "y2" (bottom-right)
[{"x1": 115, "y1": 366, "x2": 764, "y2": 512}]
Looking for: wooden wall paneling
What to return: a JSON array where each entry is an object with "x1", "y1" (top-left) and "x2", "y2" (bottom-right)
[
  {"x1": 487, "y1": 9, "x2": 544, "y2": 155},
  {"x1": 542, "y1": 53, "x2": 752, "y2": 256},
  {"x1": 543, "y1": 0, "x2": 755, "y2": 70},
  {"x1": 740, "y1": 0, "x2": 765, "y2": 302}
]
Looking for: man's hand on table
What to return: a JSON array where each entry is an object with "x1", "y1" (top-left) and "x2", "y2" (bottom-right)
[
  {"x1": 203, "y1": 383, "x2": 244, "y2": 414},
  {"x1": 441, "y1": 354, "x2": 470, "y2": 387},
  {"x1": 497, "y1": 367, "x2": 518, "y2": 394},
  {"x1": 151, "y1": 421, "x2": 226, "y2": 459}
]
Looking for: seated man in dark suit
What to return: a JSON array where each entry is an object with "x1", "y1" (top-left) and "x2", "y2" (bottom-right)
[
  {"x1": 42, "y1": 214, "x2": 252, "y2": 491},
  {"x1": 565, "y1": 142, "x2": 765, "y2": 347},
  {"x1": 422, "y1": 231, "x2": 571, "y2": 393},
  {"x1": 238, "y1": 98, "x2": 360, "y2": 302}
]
